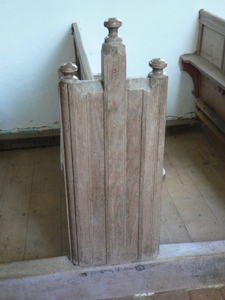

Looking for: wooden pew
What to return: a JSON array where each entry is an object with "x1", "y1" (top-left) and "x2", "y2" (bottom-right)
[
  {"x1": 181, "y1": 9, "x2": 225, "y2": 145},
  {"x1": 59, "y1": 18, "x2": 168, "y2": 267}
]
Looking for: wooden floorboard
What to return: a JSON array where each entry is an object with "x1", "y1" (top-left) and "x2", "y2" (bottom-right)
[
  {"x1": 0, "y1": 147, "x2": 69, "y2": 263},
  {"x1": 0, "y1": 130, "x2": 225, "y2": 263},
  {"x1": 160, "y1": 131, "x2": 225, "y2": 243}
]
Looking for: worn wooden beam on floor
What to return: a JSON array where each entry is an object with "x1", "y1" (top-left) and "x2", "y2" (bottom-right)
[
  {"x1": 0, "y1": 120, "x2": 201, "y2": 151},
  {"x1": 1, "y1": 241, "x2": 225, "y2": 300}
]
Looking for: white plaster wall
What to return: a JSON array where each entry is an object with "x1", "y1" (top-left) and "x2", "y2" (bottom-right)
[{"x1": 1, "y1": 0, "x2": 225, "y2": 132}]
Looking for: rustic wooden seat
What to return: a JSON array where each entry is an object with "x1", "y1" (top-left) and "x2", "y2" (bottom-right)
[{"x1": 181, "y1": 9, "x2": 225, "y2": 142}]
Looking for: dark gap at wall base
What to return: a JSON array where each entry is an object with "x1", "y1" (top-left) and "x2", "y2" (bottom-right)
[
  {"x1": 0, "y1": 120, "x2": 201, "y2": 151},
  {"x1": 0, "y1": 130, "x2": 60, "y2": 151},
  {"x1": 165, "y1": 119, "x2": 201, "y2": 136}
]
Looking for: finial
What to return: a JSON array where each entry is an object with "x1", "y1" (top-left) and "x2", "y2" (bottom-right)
[
  {"x1": 59, "y1": 62, "x2": 78, "y2": 84},
  {"x1": 148, "y1": 58, "x2": 167, "y2": 78},
  {"x1": 104, "y1": 18, "x2": 122, "y2": 43}
]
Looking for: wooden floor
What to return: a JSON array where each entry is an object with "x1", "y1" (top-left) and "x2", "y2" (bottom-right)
[
  {"x1": 0, "y1": 147, "x2": 69, "y2": 263},
  {"x1": 1, "y1": 129, "x2": 225, "y2": 264},
  {"x1": 161, "y1": 130, "x2": 225, "y2": 244}
]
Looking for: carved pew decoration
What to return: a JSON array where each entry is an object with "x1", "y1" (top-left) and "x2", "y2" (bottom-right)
[{"x1": 59, "y1": 18, "x2": 168, "y2": 267}]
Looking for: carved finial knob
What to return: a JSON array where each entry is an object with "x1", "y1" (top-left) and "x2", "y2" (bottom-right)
[
  {"x1": 59, "y1": 62, "x2": 78, "y2": 83},
  {"x1": 104, "y1": 18, "x2": 122, "y2": 43},
  {"x1": 148, "y1": 58, "x2": 167, "y2": 78}
]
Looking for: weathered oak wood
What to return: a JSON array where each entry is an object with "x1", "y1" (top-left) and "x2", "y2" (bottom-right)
[
  {"x1": 102, "y1": 18, "x2": 127, "y2": 265},
  {"x1": 69, "y1": 81, "x2": 105, "y2": 266},
  {"x1": 59, "y1": 64, "x2": 78, "y2": 264},
  {"x1": 1, "y1": 242, "x2": 225, "y2": 300},
  {"x1": 71, "y1": 23, "x2": 94, "y2": 80},
  {"x1": 181, "y1": 9, "x2": 225, "y2": 145},
  {"x1": 181, "y1": 54, "x2": 225, "y2": 90},
  {"x1": 59, "y1": 18, "x2": 168, "y2": 266}
]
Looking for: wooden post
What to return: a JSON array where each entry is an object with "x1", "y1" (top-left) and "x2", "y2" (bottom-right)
[
  {"x1": 102, "y1": 18, "x2": 127, "y2": 265},
  {"x1": 59, "y1": 62, "x2": 79, "y2": 265},
  {"x1": 59, "y1": 19, "x2": 168, "y2": 267}
]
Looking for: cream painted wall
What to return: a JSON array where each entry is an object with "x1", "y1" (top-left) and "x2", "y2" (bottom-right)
[{"x1": 1, "y1": 0, "x2": 225, "y2": 132}]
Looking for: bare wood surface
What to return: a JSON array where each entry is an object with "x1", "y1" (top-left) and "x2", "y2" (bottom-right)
[
  {"x1": 2, "y1": 130, "x2": 225, "y2": 263},
  {"x1": 1, "y1": 241, "x2": 225, "y2": 299},
  {"x1": 60, "y1": 82, "x2": 77, "y2": 263},
  {"x1": 60, "y1": 27, "x2": 168, "y2": 265},
  {"x1": 0, "y1": 150, "x2": 33, "y2": 262},
  {"x1": 196, "y1": 98, "x2": 225, "y2": 134},
  {"x1": 125, "y1": 81, "x2": 143, "y2": 261},
  {"x1": 181, "y1": 9, "x2": 225, "y2": 152},
  {"x1": 199, "y1": 9, "x2": 225, "y2": 36},
  {"x1": 161, "y1": 183, "x2": 193, "y2": 243},
  {"x1": 0, "y1": 147, "x2": 69, "y2": 264},
  {"x1": 60, "y1": 170, "x2": 70, "y2": 256},
  {"x1": 200, "y1": 76, "x2": 225, "y2": 122},
  {"x1": 163, "y1": 133, "x2": 225, "y2": 242},
  {"x1": 71, "y1": 23, "x2": 94, "y2": 80},
  {"x1": 69, "y1": 81, "x2": 105, "y2": 266},
  {"x1": 200, "y1": 26, "x2": 224, "y2": 69},
  {"x1": 24, "y1": 147, "x2": 62, "y2": 260},
  {"x1": 102, "y1": 22, "x2": 127, "y2": 264},
  {"x1": 180, "y1": 54, "x2": 225, "y2": 89}
]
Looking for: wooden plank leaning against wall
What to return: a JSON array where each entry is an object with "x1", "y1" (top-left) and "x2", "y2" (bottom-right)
[{"x1": 59, "y1": 18, "x2": 168, "y2": 267}]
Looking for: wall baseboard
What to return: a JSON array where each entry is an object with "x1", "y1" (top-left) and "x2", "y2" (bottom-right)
[
  {"x1": 0, "y1": 129, "x2": 60, "y2": 150},
  {"x1": 0, "y1": 120, "x2": 201, "y2": 151},
  {"x1": 166, "y1": 118, "x2": 201, "y2": 135}
]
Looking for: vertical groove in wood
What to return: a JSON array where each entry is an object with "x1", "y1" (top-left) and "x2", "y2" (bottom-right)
[
  {"x1": 59, "y1": 83, "x2": 78, "y2": 264},
  {"x1": 59, "y1": 26, "x2": 168, "y2": 266},
  {"x1": 126, "y1": 85, "x2": 143, "y2": 261},
  {"x1": 197, "y1": 22, "x2": 204, "y2": 55},
  {"x1": 87, "y1": 89, "x2": 106, "y2": 265},
  {"x1": 102, "y1": 40, "x2": 127, "y2": 265},
  {"x1": 151, "y1": 78, "x2": 168, "y2": 254},
  {"x1": 67, "y1": 82, "x2": 105, "y2": 267},
  {"x1": 69, "y1": 84, "x2": 91, "y2": 266},
  {"x1": 138, "y1": 77, "x2": 167, "y2": 260}
]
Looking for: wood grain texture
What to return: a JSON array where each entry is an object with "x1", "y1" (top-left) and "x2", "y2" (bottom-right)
[
  {"x1": 139, "y1": 78, "x2": 167, "y2": 260},
  {"x1": 60, "y1": 83, "x2": 77, "y2": 263},
  {"x1": 68, "y1": 81, "x2": 105, "y2": 266},
  {"x1": 200, "y1": 25, "x2": 224, "y2": 69},
  {"x1": 181, "y1": 9, "x2": 225, "y2": 155},
  {"x1": 164, "y1": 134, "x2": 225, "y2": 242},
  {"x1": 181, "y1": 54, "x2": 225, "y2": 90},
  {"x1": 60, "y1": 21, "x2": 168, "y2": 266},
  {"x1": 0, "y1": 150, "x2": 33, "y2": 262},
  {"x1": 102, "y1": 40, "x2": 127, "y2": 265},
  {"x1": 1, "y1": 241, "x2": 225, "y2": 300},
  {"x1": 161, "y1": 183, "x2": 193, "y2": 244},
  {"x1": 200, "y1": 76, "x2": 225, "y2": 121},
  {"x1": 24, "y1": 147, "x2": 62, "y2": 260},
  {"x1": 72, "y1": 23, "x2": 94, "y2": 80},
  {"x1": 0, "y1": 147, "x2": 69, "y2": 264},
  {"x1": 126, "y1": 80, "x2": 143, "y2": 261}
]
